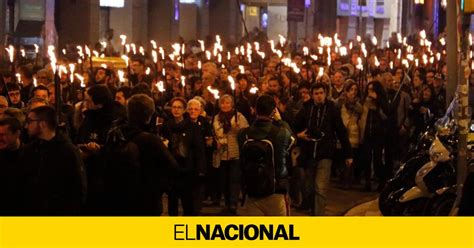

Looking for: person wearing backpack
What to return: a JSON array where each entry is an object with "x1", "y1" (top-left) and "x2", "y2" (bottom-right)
[
  {"x1": 294, "y1": 83, "x2": 352, "y2": 216},
  {"x1": 238, "y1": 94, "x2": 294, "y2": 216},
  {"x1": 103, "y1": 94, "x2": 178, "y2": 215}
]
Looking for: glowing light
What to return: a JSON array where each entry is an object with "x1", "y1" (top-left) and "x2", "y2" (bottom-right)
[
  {"x1": 121, "y1": 55, "x2": 129, "y2": 67},
  {"x1": 239, "y1": 65, "x2": 245, "y2": 74},
  {"x1": 120, "y1": 35, "x2": 127, "y2": 46},
  {"x1": 75, "y1": 73, "x2": 85, "y2": 88},
  {"x1": 156, "y1": 81, "x2": 165, "y2": 92},
  {"x1": 249, "y1": 85, "x2": 258, "y2": 94},
  {"x1": 5, "y1": 45, "x2": 14, "y2": 63},
  {"x1": 228, "y1": 76, "x2": 235, "y2": 91},
  {"x1": 207, "y1": 86, "x2": 220, "y2": 99},
  {"x1": 150, "y1": 40, "x2": 157, "y2": 49},
  {"x1": 118, "y1": 70, "x2": 125, "y2": 83}
]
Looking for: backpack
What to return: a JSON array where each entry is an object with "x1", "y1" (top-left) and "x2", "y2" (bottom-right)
[
  {"x1": 241, "y1": 125, "x2": 280, "y2": 198},
  {"x1": 103, "y1": 125, "x2": 144, "y2": 211}
]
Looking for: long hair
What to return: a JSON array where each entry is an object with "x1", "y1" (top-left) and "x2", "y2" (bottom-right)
[{"x1": 364, "y1": 80, "x2": 388, "y2": 106}]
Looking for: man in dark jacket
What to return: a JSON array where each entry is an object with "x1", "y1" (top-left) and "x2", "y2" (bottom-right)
[
  {"x1": 294, "y1": 83, "x2": 352, "y2": 216},
  {"x1": 102, "y1": 94, "x2": 179, "y2": 215},
  {"x1": 21, "y1": 106, "x2": 87, "y2": 215},
  {"x1": 0, "y1": 117, "x2": 23, "y2": 214},
  {"x1": 238, "y1": 94, "x2": 295, "y2": 215}
]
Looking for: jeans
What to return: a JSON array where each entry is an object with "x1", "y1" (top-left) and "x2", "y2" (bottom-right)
[{"x1": 304, "y1": 159, "x2": 332, "y2": 216}]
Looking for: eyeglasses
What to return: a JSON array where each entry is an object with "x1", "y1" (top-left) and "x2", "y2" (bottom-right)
[{"x1": 8, "y1": 92, "x2": 20, "y2": 97}]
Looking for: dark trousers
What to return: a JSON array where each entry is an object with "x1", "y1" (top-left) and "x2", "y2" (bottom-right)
[
  {"x1": 168, "y1": 175, "x2": 198, "y2": 216},
  {"x1": 219, "y1": 160, "x2": 241, "y2": 210},
  {"x1": 360, "y1": 140, "x2": 385, "y2": 187}
]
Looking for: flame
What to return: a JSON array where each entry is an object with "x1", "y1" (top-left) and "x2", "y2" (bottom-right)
[
  {"x1": 198, "y1": 40, "x2": 205, "y2": 51},
  {"x1": 310, "y1": 55, "x2": 318, "y2": 61},
  {"x1": 48, "y1": 45, "x2": 57, "y2": 74},
  {"x1": 397, "y1": 33, "x2": 402, "y2": 43},
  {"x1": 85, "y1": 45, "x2": 91, "y2": 57},
  {"x1": 16, "y1": 73, "x2": 21, "y2": 84},
  {"x1": 239, "y1": 65, "x2": 245, "y2": 74},
  {"x1": 318, "y1": 67, "x2": 324, "y2": 78},
  {"x1": 269, "y1": 40, "x2": 275, "y2": 52},
  {"x1": 131, "y1": 43, "x2": 137, "y2": 54},
  {"x1": 69, "y1": 64, "x2": 76, "y2": 83},
  {"x1": 118, "y1": 70, "x2": 125, "y2": 82},
  {"x1": 278, "y1": 34, "x2": 286, "y2": 47},
  {"x1": 217, "y1": 53, "x2": 222, "y2": 63},
  {"x1": 93, "y1": 50, "x2": 99, "y2": 57},
  {"x1": 206, "y1": 51, "x2": 211, "y2": 60},
  {"x1": 181, "y1": 76, "x2": 186, "y2": 87},
  {"x1": 77, "y1": 46, "x2": 84, "y2": 58},
  {"x1": 303, "y1": 47, "x2": 309, "y2": 56},
  {"x1": 249, "y1": 85, "x2": 258, "y2": 94},
  {"x1": 254, "y1": 42, "x2": 260, "y2": 51},
  {"x1": 235, "y1": 47, "x2": 240, "y2": 55},
  {"x1": 159, "y1": 47, "x2": 165, "y2": 60},
  {"x1": 420, "y1": 30, "x2": 426, "y2": 40},
  {"x1": 121, "y1": 55, "x2": 129, "y2": 67},
  {"x1": 33, "y1": 77, "x2": 37, "y2": 87},
  {"x1": 356, "y1": 57, "x2": 363, "y2": 71},
  {"x1": 100, "y1": 41, "x2": 107, "y2": 49},
  {"x1": 152, "y1": 50, "x2": 158, "y2": 63},
  {"x1": 228, "y1": 76, "x2": 235, "y2": 91},
  {"x1": 290, "y1": 63, "x2": 300, "y2": 74},
  {"x1": 276, "y1": 50, "x2": 283, "y2": 58},
  {"x1": 227, "y1": 51, "x2": 231, "y2": 61},
  {"x1": 156, "y1": 81, "x2": 165, "y2": 92},
  {"x1": 356, "y1": 35, "x2": 361, "y2": 43},
  {"x1": 139, "y1": 46, "x2": 145, "y2": 56},
  {"x1": 198, "y1": 60, "x2": 202, "y2": 69},
  {"x1": 75, "y1": 73, "x2": 85, "y2": 88},
  {"x1": 389, "y1": 61, "x2": 393, "y2": 69},
  {"x1": 34, "y1": 44, "x2": 39, "y2": 54},
  {"x1": 120, "y1": 35, "x2": 127, "y2": 46},
  {"x1": 59, "y1": 65, "x2": 68, "y2": 78},
  {"x1": 339, "y1": 47, "x2": 348, "y2": 56},
  {"x1": 5, "y1": 45, "x2": 14, "y2": 63},
  {"x1": 20, "y1": 49, "x2": 26, "y2": 57},
  {"x1": 150, "y1": 40, "x2": 157, "y2": 49},
  {"x1": 125, "y1": 44, "x2": 130, "y2": 53},
  {"x1": 374, "y1": 56, "x2": 380, "y2": 67},
  {"x1": 372, "y1": 36, "x2": 378, "y2": 46},
  {"x1": 146, "y1": 67, "x2": 151, "y2": 75},
  {"x1": 207, "y1": 86, "x2": 220, "y2": 99}
]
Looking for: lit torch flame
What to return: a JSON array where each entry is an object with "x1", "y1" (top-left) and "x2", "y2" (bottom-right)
[
  {"x1": 5, "y1": 45, "x2": 14, "y2": 63},
  {"x1": 207, "y1": 86, "x2": 220, "y2": 99},
  {"x1": 120, "y1": 35, "x2": 127, "y2": 46},
  {"x1": 249, "y1": 85, "x2": 258, "y2": 94},
  {"x1": 75, "y1": 73, "x2": 85, "y2": 88},
  {"x1": 156, "y1": 81, "x2": 165, "y2": 92},
  {"x1": 228, "y1": 76, "x2": 235, "y2": 91},
  {"x1": 150, "y1": 40, "x2": 157, "y2": 49}
]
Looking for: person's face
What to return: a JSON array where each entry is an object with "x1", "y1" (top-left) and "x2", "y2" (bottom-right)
[
  {"x1": 187, "y1": 102, "x2": 202, "y2": 121},
  {"x1": 268, "y1": 80, "x2": 280, "y2": 93},
  {"x1": 312, "y1": 88, "x2": 326, "y2": 104},
  {"x1": 426, "y1": 72, "x2": 435, "y2": 85},
  {"x1": 413, "y1": 76, "x2": 423, "y2": 88},
  {"x1": 384, "y1": 74, "x2": 394, "y2": 89},
  {"x1": 422, "y1": 89, "x2": 432, "y2": 101},
  {"x1": 347, "y1": 85, "x2": 358, "y2": 99},
  {"x1": 219, "y1": 98, "x2": 233, "y2": 113},
  {"x1": 115, "y1": 91, "x2": 127, "y2": 106},
  {"x1": 0, "y1": 125, "x2": 20, "y2": 150},
  {"x1": 395, "y1": 69, "x2": 403, "y2": 81},
  {"x1": 8, "y1": 90, "x2": 21, "y2": 105},
  {"x1": 219, "y1": 69, "x2": 229, "y2": 81},
  {"x1": 260, "y1": 80, "x2": 269, "y2": 93},
  {"x1": 132, "y1": 61, "x2": 144, "y2": 75},
  {"x1": 202, "y1": 73, "x2": 215, "y2": 86},
  {"x1": 171, "y1": 101, "x2": 185, "y2": 119},
  {"x1": 333, "y1": 72, "x2": 344, "y2": 87},
  {"x1": 299, "y1": 88, "x2": 310, "y2": 102},
  {"x1": 238, "y1": 79, "x2": 248, "y2": 91},
  {"x1": 95, "y1": 69, "x2": 107, "y2": 83},
  {"x1": 36, "y1": 73, "x2": 50, "y2": 85},
  {"x1": 26, "y1": 112, "x2": 42, "y2": 138},
  {"x1": 194, "y1": 80, "x2": 203, "y2": 91},
  {"x1": 34, "y1": 89, "x2": 49, "y2": 101}
]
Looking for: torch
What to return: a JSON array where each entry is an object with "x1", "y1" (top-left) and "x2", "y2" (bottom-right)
[{"x1": 228, "y1": 75, "x2": 237, "y2": 124}]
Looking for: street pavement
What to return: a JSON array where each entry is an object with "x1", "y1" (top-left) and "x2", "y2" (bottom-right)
[{"x1": 161, "y1": 178, "x2": 380, "y2": 216}]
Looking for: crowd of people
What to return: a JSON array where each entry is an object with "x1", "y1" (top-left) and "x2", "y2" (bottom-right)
[{"x1": 0, "y1": 30, "x2": 467, "y2": 216}]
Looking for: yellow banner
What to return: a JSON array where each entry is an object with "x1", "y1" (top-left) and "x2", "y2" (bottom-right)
[{"x1": 0, "y1": 217, "x2": 473, "y2": 248}]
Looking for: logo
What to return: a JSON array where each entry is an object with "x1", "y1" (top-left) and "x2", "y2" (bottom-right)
[{"x1": 174, "y1": 224, "x2": 300, "y2": 241}]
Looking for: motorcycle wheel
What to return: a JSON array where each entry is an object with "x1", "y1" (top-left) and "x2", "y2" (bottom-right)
[
  {"x1": 426, "y1": 194, "x2": 456, "y2": 216},
  {"x1": 379, "y1": 179, "x2": 403, "y2": 215}
]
